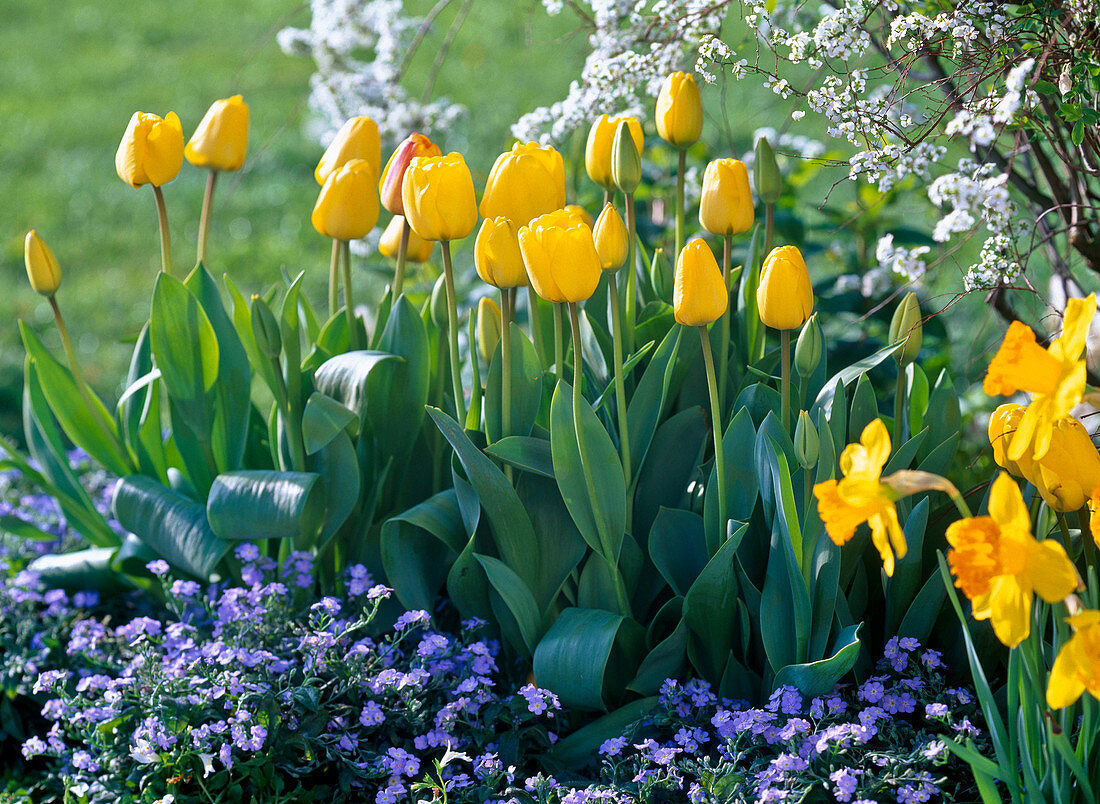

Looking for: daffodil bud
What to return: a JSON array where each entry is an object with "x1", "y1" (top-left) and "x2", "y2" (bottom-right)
[
  {"x1": 795, "y1": 410, "x2": 819, "y2": 470},
  {"x1": 585, "y1": 114, "x2": 643, "y2": 191},
  {"x1": 477, "y1": 296, "x2": 503, "y2": 365},
  {"x1": 115, "y1": 111, "x2": 185, "y2": 188},
  {"x1": 315, "y1": 116, "x2": 381, "y2": 186},
  {"x1": 794, "y1": 312, "x2": 823, "y2": 379},
  {"x1": 401, "y1": 153, "x2": 479, "y2": 242},
  {"x1": 378, "y1": 216, "x2": 434, "y2": 263},
  {"x1": 593, "y1": 203, "x2": 628, "y2": 272},
  {"x1": 475, "y1": 217, "x2": 527, "y2": 289},
  {"x1": 479, "y1": 142, "x2": 566, "y2": 225},
  {"x1": 699, "y1": 158, "x2": 754, "y2": 236},
  {"x1": 430, "y1": 274, "x2": 448, "y2": 329},
  {"x1": 611, "y1": 120, "x2": 642, "y2": 195},
  {"x1": 518, "y1": 209, "x2": 602, "y2": 304},
  {"x1": 673, "y1": 239, "x2": 727, "y2": 327},
  {"x1": 757, "y1": 245, "x2": 813, "y2": 330},
  {"x1": 250, "y1": 295, "x2": 282, "y2": 359},
  {"x1": 650, "y1": 247, "x2": 672, "y2": 303},
  {"x1": 889, "y1": 292, "x2": 923, "y2": 367},
  {"x1": 24, "y1": 231, "x2": 61, "y2": 296},
  {"x1": 311, "y1": 159, "x2": 380, "y2": 241},
  {"x1": 754, "y1": 136, "x2": 782, "y2": 205},
  {"x1": 655, "y1": 72, "x2": 703, "y2": 149},
  {"x1": 378, "y1": 133, "x2": 441, "y2": 215}
]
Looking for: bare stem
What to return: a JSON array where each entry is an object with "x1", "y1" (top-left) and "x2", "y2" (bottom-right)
[
  {"x1": 197, "y1": 171, "x2": 218, "y2": 267},
  {"x1": 608, "y1": 273, "x2": 632, "y2": 493},
  {"x1": 700, "y1": 325, "x2": 727, "y2": 555},
  {"x1": 152, "y1": 185, "x2": 173, "y2": 277},
  {"x1": 441, "y1": 241, "x2": 466, "y2": 425},
  {"x1": 341, "y1": 240, "x2": 358, "y2": 349},
  {"x1": 675, "y1": 149, "x2": 686, "y2": 259},
  {"x1": 328, "y1": 238, "x2": 340, "y2": 319},
  {"x1": 393, "y1": 218, "x2": 411, "y2": 299}
]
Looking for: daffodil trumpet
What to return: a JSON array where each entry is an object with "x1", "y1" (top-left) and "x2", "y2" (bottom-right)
[
  {"x1": 441, "y1": 241, "x2": 466, "y2": 426},
  {"x1": 700, "y1": 325, "x2": 727, "y2": 556}
]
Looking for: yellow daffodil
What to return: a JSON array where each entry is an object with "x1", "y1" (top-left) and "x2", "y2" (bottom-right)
[
  {"x1": 946, "y1": 472, "x2": 1078, "y2": 648},
  {"x1": 1032, "y1": 415, "x2": 1100, "y2": 512},
  {"x1": 984, "y1": 295, "x2": 1094, "y2": 461},
  {"x1": 814, "y1": 419, "x2": 907, "y2": 576},
  {"x1": 1048, "y1": 610, "x2": 1100, "y2": 709}
]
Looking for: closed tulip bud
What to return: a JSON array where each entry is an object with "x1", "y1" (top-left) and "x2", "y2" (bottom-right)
[
  {"x1": 115, "y1": 111, "x2": 185, "y2": 188},
  {"x1": 795, "y1": 410, "x2": 820, "y2": 469},
  {"x1": 650, "y1": 247, "x2": 673, "y2": 302},
  {"x1": 401, "y1": 152, "x2": 479, "y2": 242},
  {"x1": 593, "y1": 203, "x2": 628, "y2": 272},
  {"x1": 477, "y1": 296, "x2": 503, "y2": 365},
  {"x1": 479, "y1": 142, "x2": 566, "y2": 225},
  {"x1": 564, "y1": 204, "x2": 594, "y2": 229},
  {"x1": 311, "y1": 159, "x2": 380, "y2": 241},
  {"x1": 24, "y1": 230, "x2": 61, "y2": 296},
  {"x1": 185, "y1": 95, "x2": 249, "y2": 171},
  {"x1": 655, "y1": 71, "x2": 703, "y2": 149},
  {"x1": 699, "y1": 159, "x2": 754, "y2": 236},
  {"x1": 379, "y1": 133, "x2": 441, "y2": 215},
  {"x1": 378, "y1": 215, "x2": 434, "y2": 263},
  {"x1": 989, "y1": 404, "x2": 1036, "y2": 481},
  {"x1": 250, "y1": 295, "x2": 282, "y2": 359},
  {"x1": 889, "y1": 292, "x2": 923, "y2": 366},
  {"x1": 518, "y1": 209, "x2": 602, "y2": 304},
  {"x1": 430, "y1": 275, "x2": 448, "y2": 329},
  {"x1": 585, "y1": 114, "x2": 643, "y2": 191},
  {"x1": 754, "y1": 136, "x2": 782, "y2": 204},
  {"x1": 611, "y1": 120, "x2": 642, "y2": 194},
  {"x1": 315, "y1": 116, "x2": 381, "y2": 186},
  {"x1": 673, "y1": 239, "x2": 727, "y2": 327},
  {"x1": 1034, "y1": 416, "x2": 1100, "y2": 511},
  {"x1": 794, "y1": 312, "x2": 823, "y2": 378},
  {"x1": 758, "y1": 245, "x2": 813, "y2": 330},
  {"x1": 475, "y1": 217, "x2": 527, "y2": 289}
]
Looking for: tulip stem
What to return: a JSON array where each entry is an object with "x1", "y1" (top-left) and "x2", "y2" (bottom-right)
[
  {"x1": 608, "y1": 273, "x2": 632, "y2": 494},
  {"x1": 571, "y1": 302, "x2": 631, "y2": 617},
  {"x1": 624, "y1": 191, "x2": 637, "y2": 356},
  {"x1": 717, "y1": 234, "x2": 732, "y2": 418},
  {"x1": 501, "y1": 289, "x2": 513, "y2": 441},
  {"x1": 152, "y1": 186, "x2": 173, "y2": 277},
  {"x1": 441, "y1": 241, "x2": 466, "y2": 426},
  {"x1": 328, "y1": 239, "x2": 340, "y2": 319},
  {"x1": 269, "y1": 355, "x2": 307, "y2": 473},
  {"x1": 781, "y1": 328, "x2": 791, "y2": 433},
  {"x1": 893, "y1": 366, "x2": 907, "y2": 450},
  {"x1": 700, "y1": 325, "x2": 727, "y2": 556},
  {"x1": 764, "y1": 203, "x2": 775, "y2": 257},
  {"x1": 197, "y1": 171, "x2": 218, "y2": 267},
  {"x1": 528, "y1": 286, "x2": 547, "y2": 369},
  {"x1": 341, "y1": 240, "x2": 359, "y2": 349},
  {"x1": 553, "y1": 302, "x2": 564, "y2": 386},
  {"x1": 675, "y1": 149, "x2": 686, "y2": 261},
  {"x1": 393, "y1": 218, "x2": 410, "y2": 299}
]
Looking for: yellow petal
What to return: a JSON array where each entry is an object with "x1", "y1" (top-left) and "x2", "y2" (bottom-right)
[
  {"x1": 1026, "y1": 538, "x2": 1078, "y2": 603},
  {"x1": 988, "y1": 575, "x2": 1031, "y2": 648},
  {"x1": 1047, "y1": 637, "x2": 1087, "y2": 709},
  {"x1": 1050, "y1": 294, "x2": 1096, "y2": 363}
]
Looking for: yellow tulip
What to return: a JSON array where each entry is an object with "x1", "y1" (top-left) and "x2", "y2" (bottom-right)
[
  {"x1": 379, "y1": 216, "x2": 434, "y2": 263},
  {"x1": 564, "y1": 204, "x2": 594, "y2": 229},
  {"x1": 475, "y1": 217, "x2": 527, "y2": 289},
  {"x1": 24, "y1": 230, "x2": 61, "y2": 296},
  {"x1": 401, "y1": 152, "x2": 479, "y2": 242},
  {"x1": 757, "y1": 245, "x2": 813, "y2": 330},
  {"x1": 185, "y1": 95, "x2": 249, "y2": 172},
  {"x1": 593, "y1": 203, "x2": 628, "y2": 272},
  {"x1": 311, "y1": 159, "x2": 380, "y2": 241},
  {"x1": 115, "y1": 111, "x2": 185, "y2": 188},
  {"x1": 673, "y1": 239, "x2": 727, "y2": 327},
  {"x1": 585, "y1": 114, "x2": 643, "y2": 191},
  {"x1": 1032, "y1": 415, "x2": 1100, "y2": 512},
  {"x1": 655, "y1": 72, "x2": 703, "y2": 149},
  {"x1": 699, "y1": 159, "x2": 754, "y2": 236},
  {"x1": 479, "y1": 142, "x2": 566, "y2": 225},
  {"x1": 518, "y1": 209, "x2": 601, "y2": 304},
  {"x1": 315, "y1": 116, "x2": 381, "y2": 186},
  {"x1": 1048, "y1": 610, "x2": 1100, "y2": 709},
  {"x1": 477, "y1": 296, "x2": 503, "y2": 365},
  {"x1": 379, "y1": 133, "x2": 441, "y2": 215}
]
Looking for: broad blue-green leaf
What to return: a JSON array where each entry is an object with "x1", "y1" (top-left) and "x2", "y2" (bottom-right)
[
  {"x1": 302, "y1": 392, "x2": 359, "y2": 455},
  {"x1": 118, "y1": 325, "x2": 168, "y2": 484},
  {"x1": 225, "y1": 274, "x2": 281, "y2": 399},
  {"x1": 113, "y1": 475, "x2": 230, "y2": 579},
  {"x1": 549, "y1": 697, "x2": 658, "y2": 768},
  {"x1": 0, "y1": 515, "x2": 58, "y2": 542},
  {"x1": 628, "y1": 619, "x2": 690, "y2": 696},
  {"x1": 314, "y1": 350, "x2": 403, "y2": 425},
  {"x1": 374, "y1": 295, "x2": 431, "y2": 463},
  {"x1": 883, "y1": 428, "x2": 929, "y2": 474},
  {"x1": 382, "y1": 490, "x2": 467, "y2": 614},
  {"x1": 733, "y1": 382, "x2": 781, "y2": 429},
  {"x1": 683, "y1": 524, "x2": 747, "y2": 681},
  {"x1": 515, "y1": 473, "x2": 587, "y2": 611},
  {"x1": 626, "y1": 326, "x2": 682, "y2": 477},
  {"x1": 808, "y1": 504, "x2": 841, "y2": 662},
  {"x1": 484, "y1": 436, "x2": 554, "y2": 478},
  {"x1": 917, "y1": 433, "x2": 959, "y2": 477},
  {"x1": 578, "y1": 552, "x2": 620, "y2": 612},
  {"x1": 771, "y1": 623, "x2": 862, "y2": 697},
  {"x1": 649, "y1": 508, "x2": 708, "y2": 597},
  {"x1": 704, "y1": 406, "x2": 759, "y2": 551},
  {"x1": 633, "y1": 407, "x2": 707, "y2": 543},
  {"x1": 475, "y1": 554, "x2": 544, "y2": 655},
  {"x1": 848, "y1": 374, "x2": 878, "y2": 443},
  {"x1": 812, "y1": 341, "x2": 901, "y2": 413},
  {"x1": 919, "y1": 370, "x2": 960, "y2": 464},
  {"x1": 309, "y1": 430, "x2": 361, "y2": 546},
  {"x1": 206, "y1": 471, "x2": 325, "y2": 543},
  {"x1": 906, "y1": 363, "x2": 929, "y2": 436},
  {"x1": 897, "y1": 570, "x2": 947, "y2": 644},
  {"x1": 484, "y1": 323, "x2": 544, "y2": 442},
  {"x1": 533, "y1": 607, "x2": 646, "y2": 711},
  {"x1": 885, "y1": 497, "x2": 929, "y2": 634},
  {"x1": 28, "y1": 547, "x2": 130, "y2": 593}
]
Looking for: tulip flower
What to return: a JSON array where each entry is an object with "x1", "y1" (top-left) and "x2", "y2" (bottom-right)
[
  {"x1": 477, "y1": 296, "x2": 503, "y2": 366},
  {"x1": 585, "y1": 114, "x2": 643, "y2": 193},
  {"x1": 1031, "y1": 415, "x2": 1100, "y2": 512},
  {"x1": 480, "y1": 142, "x2": 566, "y2": 225},
  {"x1": 379, "y1": 216, "x2": 433, "y2": 264},
  {"x1": 699, "y1": 159, "x2": 754, "y2": 237},
  {"x1": 475, "y1": 217, "x2": 526, "y2": 289},
  {"x1": 564, "y1": 204, "x2": 594, "y2": 229},
  {"x1": 115, "y1": 110, "x2": 185, "y2": 275},
  {"x1": 379, "y1": 132, "x2": 441, "y2": 216},
  {"x1": 593, "y1": 203, "x2": 628, "y2": 272},
  {"x1": 315, "y1": 116, "x2": 381, "y2": 186},
  {"x1": 655, "y1": 71, "x2": 703, "y2": 149},
  {"x1": 1048, "y1": 610, "x2": 1100, "y2": 709},
  {"x1": 186, "y1": 95, "x2": 250, "y2": 265},
  {"x1": 759, "y1": 245, "x2": 814, "y2": 431},
  {"x1": 518, "y1": 210, "x2": 601, "y2": 305},
  {"x1": 889, "y1": 292, "x2": 922, "y2": 444},
  {"x1": 24, "y1": 230, "x2": 61, "y2": 297}
]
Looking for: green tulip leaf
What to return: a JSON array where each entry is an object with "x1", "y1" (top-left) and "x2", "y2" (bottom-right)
[
  {"x1": 632, "y1": 407, "x2": 707, "y2": 544},
  {"x1": 27, "y1": 547, "x2": 131, "y2": 594},
  {"x1": 118, "y1": 325, "x2": 169, "y2": 484},
  {"x1": 314, "y1": 350, "x2": 404, "y2": 426},
  {"x1": 226, "y1": 274, "x2": 282, "y2": 400},
  {"x1": 515, "y1": 473, "x2": 587, "y2": 611},
  {"x1": 309, "y1": 429, "x2": 361, "y2": 546},
  {"x1": 627, "y1": 618, "x2": 690, "y2": 696},
  {"x1": 848, "y1": 374, "x2": 878, "y2": 444},
  {"x1": 917, "y1": 433, "x2": 959, "y2": 477},
  {"x1": 577, "y1": 552, "x2": 620, "y2": 612},
  {"x1": 771, "y1": 623, "x2": 862, "y2": 697},
  {"x1": 919, "y1": 370, "x2": 960, "y2": 464},
  {"x1": 897, "y1": 569, "x2": 948, "y2": 644},
  {"x1": 906, "y1": 363, "x2": 930, "y2": 436},
  {"x1": 683, "y1": 523, "x2": 747, "y2": 681},
  {"x1": 626, "y1": 326, "x2": 682, "y2": 477},
  {"x1": 812, "y1": 341, "x2": 901, "y2": 415},
  {"x1": 704, "y1": 406, "x2": 760, "y2": 551},
  {"x1": 549, "y1": 697, "x2": 658, "y2": 769},
  {"x1": 883, "y1": 428, "x2": 929, "y2": 475},
  {"x1": 474, "y1": 553, "x2": 544, "y2": 655},
  {"x1": 373, "y1": 295, "x2": 431, "y2": 464},
  {"x1": 649, "y1": 508, "x2": 708, "y2": 598},
  {"x1": 206, "y1": 471, "x2": 325, "y2": 543},
  {"x1": 484, "y1": 323, "x2": 544, "y2": 442},
  {"x1": 381, "y1": 489, "x2": 466, "y2": 614},
  {"x1": 302, "y1": 392, "x2": 359, "y2": 455},
  {"x1": 885, "y1": 497, "x2": 930, "y2": 634},
  {"x1": 733, "y1": 382, "x2": 782, "y2": 429},
  {"x1": 483, "y1": 436, "x2": 554, "y2": 478}
]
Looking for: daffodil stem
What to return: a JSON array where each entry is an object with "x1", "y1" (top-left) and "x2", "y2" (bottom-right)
[
  {"x1": 441, "y1": 241, "x2": 465, "y2": 426},
  {"x1": 197, "y1": 170, "x2": 217, "y2": 267},
  {"x1": 328, "y1": 239, "x2": 340, "y2": 319},
  {"x1": 528, "y1": 286, "x2": 547, "y2": 369},
  {"x1": 764, "y1": 203, "x2": 775, "y2": 257},
  {"x1": 553, "y1": 302, "x2": 564, "y2": 385},
  {"x1": 608, "y1": 273, "x2": 632, "y2": 493},
  {"x1": 781, "y1": 328, "x2": 791, "y2": 433},
  {"x1": 571, "y1": 302, "x2": 631, "y2": 617},
  {"x1": 700, "y1": 325, "x2": 727, "y2": 556},
  {"x1": 893, "y1": 365, "x2": 906, "y2": 449},
  {"x1": 393, "y1": 218, "x2": 410, "y2": 299},
  {"x1": 501, "y1": 290, "x2": 513, "y2": 441},
  {"x1": 152, "y1": 186, "x2": 173, "y2": 277},
  {"x1": 718, "y1": 234, "x2": 732, "y2": 419},
  {"x1": 341, "y1": 240, "x2": 358, "y2": 349},
  {"x1": 675, "y1": 149, "x2": 686, "y2": 261},
  {"x1": 624, "y1": 191, "x2": 637, "y2": 357}
]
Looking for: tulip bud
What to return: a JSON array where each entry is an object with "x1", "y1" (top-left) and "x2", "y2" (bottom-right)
[
  {"x1": 611, "y1": 120, "x2": 642, "y2": 194},
  {"x1": 115, "y1": 111, "x2": 185, "y2": 188},
  {"x1": 250, "y1": 295, "x2": 282, "y2": 359},
  {"x1": 378, "y1": 216, "x2": 434, "y2": 263},
  {"x1": 1034, "y1": 415, "x2": 1100, "y2": 511},
  {"x1": 795, "y1": 410, "x2": 819, "y2": 470},
  {"x1": 565, "y1": 204, "x2": 594, "y2": 229},
  {"x1": 585, "y1": 114, "x2": 643, "y2": 191},
  {"x1": 479, "y1": 142, "x2": 566, "y2": 225},
  {"x1": 757, "y1": 245, "x2": 813, "y2": 330},
  {"x1": 518, "y1": 209, "x2": 602, "y2": 304},
  {"x1": 477, "y1": 296, "x2": 503, "y2": 365},
  {"x1": 889, "y1": 292, "x2": 923, "y2": 367},
  {"x1": 593, "y1": 203, "x2": 628, "y2": 272},
  {"x1": 475, "y1": 217, "x2": 527, "y2": 289},
  {"x1": 401, "y1": 153, "x2": 479, "y2": 242},
  {"x1": 430, "y1": 274, "x2": 448, "y2": 329},
  {"x1": 754, "y1": 136, "x2": 782, "y2": 205},
  {"x1": 794, "y1": 313, "x2": 823, "y2": 379},
  {"x1": 315, "y1": 116, "x2": 381, "y2": 186},
  {"x1": 311, "y1": 159, "x2": 380, "y2": 241},
  {"x1": 379, "y1": 133, "x2": 441, "y2": 215},
  {"x1": 699, "y1": 158, "x2": 754, "y2": 237},
  {"x1": 649, "y1": 247, "x2": 673, "y2": 303},
  {"x1": 185, "y1": 95, "x2": 249, "y2": 172},
  {"x1": 655, "y1": 72, "x2": 703, "y2": 149},
  {"x1": 673, "y1": 239, "x2": 727, "y2": 327},
  {"x1": 24, "y1": 231, "x2": 61, "y2": 296}
]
